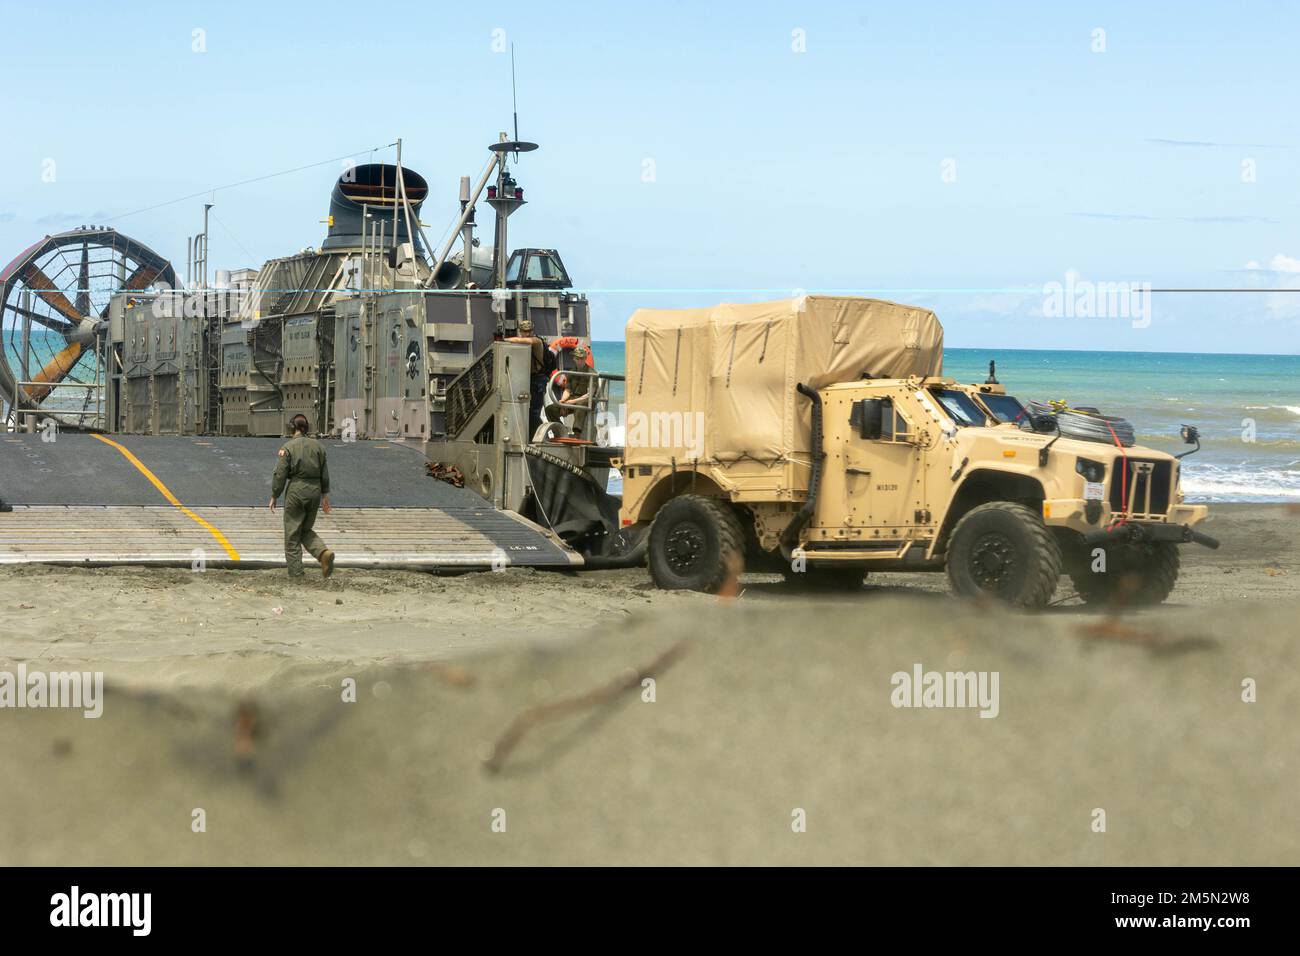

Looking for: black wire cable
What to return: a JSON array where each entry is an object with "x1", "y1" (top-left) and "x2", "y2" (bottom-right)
[{"x1": 1025, "y1": 401, "x2": 1136, "y2": 446}]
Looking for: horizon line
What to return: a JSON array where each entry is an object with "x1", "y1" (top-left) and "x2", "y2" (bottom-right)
[{"x1": 586, "y1": 340, "x2": 1300, "y2": 359}]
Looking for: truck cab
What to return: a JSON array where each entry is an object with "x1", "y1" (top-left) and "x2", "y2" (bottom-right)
[
  {"x1": 810, "y1": 376, "x2": 1207, "y2": 551},
  {"x1": 784, "y1": 376, "x2": 1211, "y2": 604}
]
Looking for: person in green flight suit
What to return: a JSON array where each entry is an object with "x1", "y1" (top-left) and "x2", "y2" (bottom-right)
[
  {"x1": 560, "y1": 343, "x2": 593, "y2": 433},
  {"x1": 269, "y1": 414, "x2": 335, "y2": 580}
]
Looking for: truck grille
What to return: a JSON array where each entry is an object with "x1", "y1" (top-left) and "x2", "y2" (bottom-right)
[{"x1": 1108, "y1": 458, "x2": 1172, "y2": 517}]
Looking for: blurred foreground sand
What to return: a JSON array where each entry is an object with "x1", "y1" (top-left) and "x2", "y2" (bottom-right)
[{"x1": 0, "y1": 503, "x2": 1295, "y2": 865}]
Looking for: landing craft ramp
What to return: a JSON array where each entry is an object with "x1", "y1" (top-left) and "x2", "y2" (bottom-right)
[{"x1": 0, "y1": 434, "x2": 577, "y2": 569}]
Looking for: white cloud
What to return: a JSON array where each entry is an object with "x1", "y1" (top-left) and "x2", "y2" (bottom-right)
[{"x1": 1245, "y1": 253, "x2": 1300, "y2": 273}]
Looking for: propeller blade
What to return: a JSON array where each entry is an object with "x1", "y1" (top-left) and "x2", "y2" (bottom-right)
[
  {"x1": 3, "y1": 302, "x2": 74, "y2": 336},
  {"x1": 18, "y1": 263, "x2": 86, "y2": 326},
  {"x1": 124, "y1": 262, "x2": 163, "y2": 291},
  {"x1": 26, "y1": 340, "x2": 84, "y2": 404}
]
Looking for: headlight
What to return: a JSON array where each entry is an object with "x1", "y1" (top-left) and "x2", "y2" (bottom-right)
[{"x1": 1075, "y1": 458, "x2": 1105, "y2": 483}]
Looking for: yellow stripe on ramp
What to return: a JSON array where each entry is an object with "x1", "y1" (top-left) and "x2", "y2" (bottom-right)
[{"x1": 89, "y1": 434, "x2": 241, "y2": 561}]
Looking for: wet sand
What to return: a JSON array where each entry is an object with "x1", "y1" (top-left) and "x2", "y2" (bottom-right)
[{"x1": 0, "y1": 502, "x2": 1296, "y2": 865}]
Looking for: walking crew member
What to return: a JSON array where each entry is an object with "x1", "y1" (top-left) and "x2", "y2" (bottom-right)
[{"x1": 269, "y1": 414, "x2": 335, "y2": 580}]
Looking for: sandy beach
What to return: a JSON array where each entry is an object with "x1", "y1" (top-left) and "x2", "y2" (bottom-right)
[{"x1": 0, "y1": 502, "x2": 1296, "y2": 865}]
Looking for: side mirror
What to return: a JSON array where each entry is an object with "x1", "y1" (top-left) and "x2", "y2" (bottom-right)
[
  {"x1": 1027, "y1": 412, "x2": 1058, "y2": 433},
  {"x1": 850, "y1": 398, "x2": 885, "y2": 440},
  {"x1": 1180, "y1": 424, "x2": 1199, "y2": 445}
]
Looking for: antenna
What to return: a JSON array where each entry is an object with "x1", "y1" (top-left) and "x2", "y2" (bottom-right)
[{"x1": 510, "y1": 44, "x2": 520, "y2": 150}]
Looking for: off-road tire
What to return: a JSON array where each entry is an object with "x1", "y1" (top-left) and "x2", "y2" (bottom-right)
[
  {"x1": 648, "y1": 495, "x2": 744, "y2": 592},
  {"x1": 946, "y1": 501, "x2": 1061, "y2": 608},
  {"x1": 781, "y1": 563, "x2": 869, "y2": 591},
  {"x1": 1067, "y1": 539, "x2": 1181, "y2": 608}
]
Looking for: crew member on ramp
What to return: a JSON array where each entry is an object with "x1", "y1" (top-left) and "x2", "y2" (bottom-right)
[{"x1": 269, "y1": 414, "x2": 335, "y2": 580}]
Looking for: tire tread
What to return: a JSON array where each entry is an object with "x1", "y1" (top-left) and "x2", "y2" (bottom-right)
[
  {"x1": 947, "y1": 501, "x2": 1062, "y2": 608},
  {"x1": 1069, "y1": 539, "x2": 1180, "y2": 607},
  {"x1": 648, "y1": 495, "x2": 744, "y2": 592}
]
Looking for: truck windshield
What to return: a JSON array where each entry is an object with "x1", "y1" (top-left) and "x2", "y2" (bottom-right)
[
  {"x1": 929, "y1": 388, "x2": 988, "y2": 427},
  {"x1": 979, "y1": 393, "x2": 1027, "y2": 424}
]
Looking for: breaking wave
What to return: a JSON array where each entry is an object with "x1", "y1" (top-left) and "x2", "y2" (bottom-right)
[{"x1": 1180, "y1": 464, "x2": 1300, "y2": 502}]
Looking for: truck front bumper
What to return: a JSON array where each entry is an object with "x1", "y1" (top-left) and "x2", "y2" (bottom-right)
[
  {"x1": 1082, "y1": 519, "x2": 1220, "y2": 550},
  {"x1": 1042, "y1": 500, "x2": 1217, "y2": 548}
]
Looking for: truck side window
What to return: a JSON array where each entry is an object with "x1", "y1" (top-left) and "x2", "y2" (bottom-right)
[{"x1": 850, "y1": 397, "x2": 897, "y2": 440}]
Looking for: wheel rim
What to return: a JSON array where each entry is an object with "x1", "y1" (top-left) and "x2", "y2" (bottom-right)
[
  {"x1": 970, "y1": 532, "x2": 1018, "y2": 589},
  {"x1": 665, "y1": 520, "x2": 707, "y2": 575}
]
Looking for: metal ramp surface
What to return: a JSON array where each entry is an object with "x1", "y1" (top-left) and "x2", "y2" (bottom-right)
[{"x1": 0, "y1": 434, "x2": 577, "y2": 569}]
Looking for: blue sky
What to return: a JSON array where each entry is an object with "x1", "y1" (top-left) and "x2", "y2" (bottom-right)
[{"x1": 1, "y1": 0, "x2": 1297, "y2": 351}]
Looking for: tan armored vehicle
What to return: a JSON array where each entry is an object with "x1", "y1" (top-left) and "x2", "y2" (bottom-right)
[{"x1": 618, "y1": 297, "x2": 1217, "y2": 608}]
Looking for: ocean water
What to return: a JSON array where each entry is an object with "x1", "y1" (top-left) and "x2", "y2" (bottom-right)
[
  {"x1": 590, "y1": 342, "x2": 1300, "y2": 503},
  {"x1": 2, "y1": 334, "x2": 100, "y2": 417}
]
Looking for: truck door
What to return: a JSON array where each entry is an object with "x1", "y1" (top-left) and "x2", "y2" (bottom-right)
[{"x1": 817, "y1": 396, "x2": 927, "y2": 539}]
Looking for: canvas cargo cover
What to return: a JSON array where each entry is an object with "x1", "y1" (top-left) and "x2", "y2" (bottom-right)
[{"x1": 623, "y1": 296, "x2": 943, "y2": 465}]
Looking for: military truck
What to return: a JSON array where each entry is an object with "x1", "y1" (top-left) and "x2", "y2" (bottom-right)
[{"x1": 617, "y1": 297, "x2": 1217, "y2": 608}]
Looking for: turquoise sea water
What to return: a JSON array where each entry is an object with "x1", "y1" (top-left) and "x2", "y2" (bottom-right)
[
  {"x1": 591, "y1": 342, "x2": 1300, "y2": 503},
  {"x1": 2, "y1": 334, "x2": 100, "y2": 419}
]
